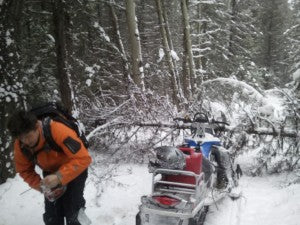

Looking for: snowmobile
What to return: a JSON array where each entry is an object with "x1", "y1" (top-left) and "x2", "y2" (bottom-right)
[{"x1": 136, "y1": 113, "x2": 240, "y2": 225}]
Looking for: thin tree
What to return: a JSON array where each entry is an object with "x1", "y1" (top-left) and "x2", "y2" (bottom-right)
[
  {"x1": 181, "y1": 0, "x2": 197, "y2": 93},
  {"x1": 52, "y1": 0, "x2": 75, "y2": 112},
  {"x1": 155, "y1": 0, "x2": 181, "y2": 106},
  {"x1": 161, "y1": 0, "x2": 182, "y2": 91},
  {"x1": 125, "y1": 0, "x2": 145, "y2": 90},
  {"x1": 109, "y1": 0, "x2": 131, "y2": 86},
  {"x1": 228, "y1": 0, "x2": 237, "y2": 58}
]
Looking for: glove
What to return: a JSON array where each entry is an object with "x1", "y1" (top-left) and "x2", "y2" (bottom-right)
[{"x1": 41, "y1": 184, "x2": 67, "y2": 202}]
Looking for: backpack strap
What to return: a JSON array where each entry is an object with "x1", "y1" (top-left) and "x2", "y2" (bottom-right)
[
  {"x1": 20, "y1": 118, "x2": 62, "y2": 165},
  {"x1": 21, "y1": 146, "x2": 44, "y2": 165},
  {"x1": 20, "y1": 116, "x2": 88, "y2": 164},
  {"x1": 42, "y1": 117, "x2": 63, "y2": 152},
  {"x1": 50, "y1": 116, "x2": 89, "y2": 149}
]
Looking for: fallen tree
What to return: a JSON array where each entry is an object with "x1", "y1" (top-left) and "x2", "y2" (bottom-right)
[{"x1": 87, "y1": 121, "x2": 300, "y2": 140}]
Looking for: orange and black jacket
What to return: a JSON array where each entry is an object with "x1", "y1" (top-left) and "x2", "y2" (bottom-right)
[{"x1": 14, "y1": 120, "x2": 92, "y2": 191}]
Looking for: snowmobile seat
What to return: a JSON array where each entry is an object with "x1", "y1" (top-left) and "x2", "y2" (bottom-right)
[{"x1": 164, "y1": 147, "x2": 202, "y2": 185}]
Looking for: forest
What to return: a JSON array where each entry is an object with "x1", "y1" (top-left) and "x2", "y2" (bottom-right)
[{"x1": 1, "y1": 0, "x2": 300, "y2": 187}]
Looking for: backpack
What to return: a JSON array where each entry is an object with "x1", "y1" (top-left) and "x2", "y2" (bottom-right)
[{"x1": 21, "y1": 102, "x2": 89, "y2": 164}]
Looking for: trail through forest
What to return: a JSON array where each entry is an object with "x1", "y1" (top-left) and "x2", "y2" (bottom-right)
[{"x1": 1, "y1": 165, "x2": 300, "y2": 225}]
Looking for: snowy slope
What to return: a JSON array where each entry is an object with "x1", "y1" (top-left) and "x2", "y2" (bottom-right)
[
  {"x1": 206, "y1": 175, "x2": 300, "y2": 225},
  {"x1": 1, "y1": 164, "x2": 300, "y2": 225}
]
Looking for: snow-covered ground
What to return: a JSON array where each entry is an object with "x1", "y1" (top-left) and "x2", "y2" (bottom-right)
[
  {"x1": 1, "y1": 164, "x2": 300, "y2": 225},
  {"x1": 0, "y1": 165, "x2": 152, "y2": 225},
  {"x1": 206, "y1": 175, "x2": 300, "y2": 225}
]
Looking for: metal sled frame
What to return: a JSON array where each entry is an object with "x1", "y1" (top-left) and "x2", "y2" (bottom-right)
[{"x1": 139, "y1": 168, "x2": 208, "y2": 220}]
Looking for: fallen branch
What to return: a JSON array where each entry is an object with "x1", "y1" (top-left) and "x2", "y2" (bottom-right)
[
  {"x1": 245, "y1": 127, "x2": 299, "y2": 138},
  {"x1": 87, "y1": 121, "x2": 300, "y2": 139}
]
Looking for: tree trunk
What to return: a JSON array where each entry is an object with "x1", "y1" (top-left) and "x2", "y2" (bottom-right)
[
  {"x1": 107, "y1": 122, "x2": 300, "y2": 139},
  {"x1": 200, "y1": 17, "x2": 208, "y2": 71},
  {"x1": 109, "y1": 0, "x2": 131, "y2": 86},
  {"x1": 125, "y1": 0, "x2": 145, "y2": 90},
  {"x1": 0, "y1": 0, "x2": 25, "y2": 184},
  {"x1": 161, "y1": 0, "x2": 182, "y2": 93},
  {"x1": 182, "y1": 31, "x2": 192, "y2": 100},
  {"x1": 228, "y1": 0, "x2": 237, "y2": 58},
  {"x1": 195, "y1": 2, "x2": 208, "y2": 77},
  {"x1": 195, "y1": 3, "x2": 202, "y2": 73},
  {"x1": 181, "y1": 0, "x2": 197, "y2": 93},
  {"x1": 155, "y1": 0, "x2": 181, "y2": 106},
  {"x1": 52, "y1": 0, "x2": 74, "y2": 113}
]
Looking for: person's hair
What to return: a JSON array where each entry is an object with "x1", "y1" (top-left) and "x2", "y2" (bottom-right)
[{"x1": 7, "y1": 110, "x2": 38, "y2": 138}]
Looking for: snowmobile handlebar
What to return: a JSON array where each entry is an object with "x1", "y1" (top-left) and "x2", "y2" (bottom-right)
[{"x1": 210, "y1": 119, "x2": 229, "y2": 126}]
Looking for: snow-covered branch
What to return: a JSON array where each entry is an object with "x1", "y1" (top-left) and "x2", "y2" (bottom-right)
[
  {"x1": 87, "y1": 121, "x2": 300, "y2": 140},
  {"x1": 201, "y1": 77, "x2": 264, "y2": 100}
]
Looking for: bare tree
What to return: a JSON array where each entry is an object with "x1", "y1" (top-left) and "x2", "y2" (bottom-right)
[
  {"x1": 228, "y1": 0, "x2": 237, "y2": 58},
  {"x1": 155, "y1": 0, "x2": 181, "y2": 106},
  {"x1": 52, "y1": 0, "x2": 74, "y2": 112},
  {"x1": 181, "y1": 0, "x2": 197, "y2": 94},
  {"x1": 125, "y1": 0, "x2": 145, "y2": 90},
  {"x1": 109, "y1": 0, "x2": 131, "y2": 86}
]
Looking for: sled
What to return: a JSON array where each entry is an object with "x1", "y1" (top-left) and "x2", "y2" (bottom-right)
[
  {"x1": 136, "y1": 147, "x2": 212, "y2": 225},
  {"x1": 136, "y1": 113, "x2": 241, "y2": 225}
]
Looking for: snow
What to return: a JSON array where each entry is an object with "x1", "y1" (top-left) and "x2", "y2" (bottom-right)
[
  {"x1": 263, "y1": 90, "x2": 286, "y2": 120},
  {"x1": 292, "y1": 69, "x2": 300, "y2": 82},
  {"x1": 26, "y1": 68, "x2": 35, "y2": 74},
  {"x1": 6, "y1": 96, "x2": 11, "y2": 102},
  {"x1": 171, "y1": 50, "x2": 180, "y2": 61},
  {"x1": 85, "y1": 67, "x2": 95, "y2": 75},
  {"x1": 1, "y1": 79, "x2": 299, "y2": 224},
  {"x1": 6, "y1": 31, "x2": 13, "y2": 46},
  {"x1": 93, "y1": 22, "x2": 110, "y2": 42},
  {"x1": 1, "y1": 163, "x2": 300, "y2": 225},
  {"x1": 258, "y1": 104, "x2": 275, "y2": 117},
  {"x1": 0, "y1": 164, "x2": 151, "y2": 225},
  {"x1": 99, "y1": 27, "x2": 110, "y2": 42},
  {"x1": 47, "y1": 34, "x2": 55, "y2": 43},
  {"x1": 93, "y1": 22, "x2": 99, "y2": 28},
  {"x1": 206, "y1": 175, "x2": 300, "y2": 225},
  {"x1": 202, "y1": 77, "x2": 264, "y2": 100},
  {"x1": 86, "y1": 79, "x2": 92, "y2": 87},
  {"x1": 157, "y1": 48, "x2": 165, "y2": 63},
  {"x1": 6, "y1": 37, "x2": 13, "y2": 46}
]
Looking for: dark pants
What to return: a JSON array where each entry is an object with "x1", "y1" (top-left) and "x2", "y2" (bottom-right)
[
  {"x1": 202, "y1": 146, "x2": 229, "y2": 188},
  {"x1": 43, "y1": 169, "x2": 88, "y2": 225},
  {"x1": 202, "y1": 156, "x2": 213, "y2": 182}
]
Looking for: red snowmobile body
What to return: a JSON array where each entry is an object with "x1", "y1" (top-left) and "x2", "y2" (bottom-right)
[{"x1": 136, "y1": 147, "x2": 212, "y2": 225}]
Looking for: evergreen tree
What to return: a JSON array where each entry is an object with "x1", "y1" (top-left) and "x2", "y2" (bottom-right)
[
  {"x1": 259, "y1": 0, "x2": 292, "y2": 88},
  {"x1": 0, "y1": 0, "x2": 25, "y2": 183}
]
